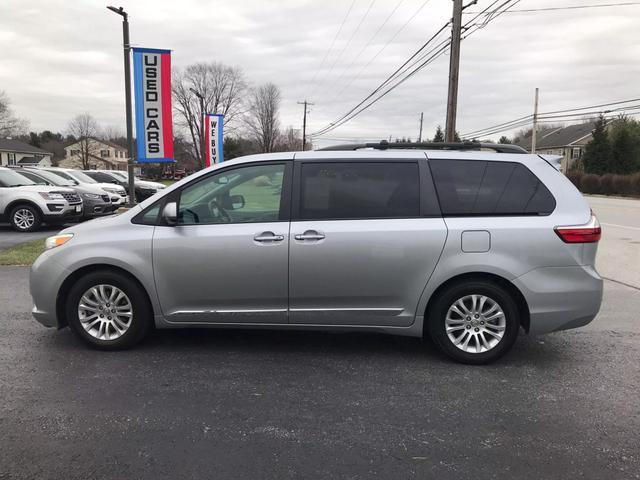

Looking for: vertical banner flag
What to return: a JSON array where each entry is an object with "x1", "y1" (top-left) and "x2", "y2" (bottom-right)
[
  {"x1": 204, "y1": 114, "x2": 224, "y2": 167},
  {"x1": 133, "y1": 47, "x2": 174, "y2": 163}
]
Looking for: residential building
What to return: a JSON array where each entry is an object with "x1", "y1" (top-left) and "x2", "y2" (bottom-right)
[
  {"x1": 516, "y1": 122, "x2": 596, "y2": 171},
  {"x1": 0, "y1": 138, "x2": 53, "y2": 167},
  {"x1": 61, "y1": 137, "x2": 129, "y2": 170}
]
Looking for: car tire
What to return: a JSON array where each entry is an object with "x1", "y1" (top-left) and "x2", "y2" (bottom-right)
[
  {"x1": 9, "y1": 204, "x2": 42, "y2": 232},
  {"x1": 428, "y1": 280, "x2": 520, "y2": 365},
  {"x1": 65, "y1": 270, "x2": 152, "y2": 350}
]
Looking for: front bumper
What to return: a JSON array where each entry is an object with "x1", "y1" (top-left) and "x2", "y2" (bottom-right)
[
  {"x1": 513, "y1": 265, "x2": 603, "y2": 335},
  {"x1": 42, "y1": 202, "x2": 83, "y2": 223},
  {"x1": 30, "y1": 253, "x2": 70, "y2": 328},
  {"x1": 82, "y1": 198, "x2": 113, "y2": 218}
]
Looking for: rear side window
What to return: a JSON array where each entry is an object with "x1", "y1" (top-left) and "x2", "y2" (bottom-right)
[
  {"x1": 299, "y1": 162, "x2": 420, "y2": 220},
  {"x1": 429, "y1": 160, "x2": 555, "y2": 216}
]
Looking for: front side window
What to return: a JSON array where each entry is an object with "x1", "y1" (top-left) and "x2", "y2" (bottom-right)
[
  {"x1": 429, "y1": 160, "x2": 556, "y2": 216},
  {"x1": 178, "y1": 163, "x2": 286, "y2": 225},
  {"x1": 299, "y1": 162, "x2": 420, "y2": 220}
]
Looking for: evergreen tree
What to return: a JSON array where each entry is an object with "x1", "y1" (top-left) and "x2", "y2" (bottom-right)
[
  {"x1": 498, "y1": 135, "x2": 511, "y2": 144},
  {"x1": 582, "y1": 115, "x2": 612, "y2": 174},
  {"x1": 611, "y1": 127, "x2": 637, "y2": 174},
  {"x1": 433, "y1": 125, "x2": 444, "y2": 142}
]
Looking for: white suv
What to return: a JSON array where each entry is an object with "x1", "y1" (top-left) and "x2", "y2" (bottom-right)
[{"x1": 0, "y1": 167, "x2": 83, "y2": 232}]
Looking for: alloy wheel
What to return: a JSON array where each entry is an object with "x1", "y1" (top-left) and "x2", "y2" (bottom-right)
[
  {"x1": 445, "y1": 294, "x2": 506, "y2": 354},
  {"x1": 13, "y1": 208, "x2": 35, "y2": 230},
  {"x1": 77, "y1": 284, "x2": 133, "y2": 341}
]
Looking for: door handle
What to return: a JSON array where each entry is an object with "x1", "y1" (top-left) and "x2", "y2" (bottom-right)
[
  {"x1": 254, "y1": 232, "x2": 285, "y2": 242},
  {"x1": 294, "y1": 230, "x2": 325, "y2": 241}
]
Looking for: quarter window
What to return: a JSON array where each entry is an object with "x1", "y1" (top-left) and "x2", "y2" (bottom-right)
[
  {"x1": 299, "y1": 162, "x2": 420, "y2": 220},
  {"x1": 178, "y1": 163, "x2": 286, "y2": 225},
  {"x1": 429, "y1": 160, "x2": 556, "y2": 216}
]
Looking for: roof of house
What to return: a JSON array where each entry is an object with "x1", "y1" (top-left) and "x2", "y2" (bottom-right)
[
  {"x1": 65, "y1": 137, "x2": 127, "y2": 151},
  {"x1": 517, "y1": 121, "x2": 596, "y2": 151},
  {"x1": 0, "y1": 138, "x2": 52, "y2": 155}
]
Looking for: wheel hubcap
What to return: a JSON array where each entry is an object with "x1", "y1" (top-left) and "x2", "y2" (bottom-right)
[
  {"x1": 77, "y1": 284, "x2": 133, "y2": 341},
  {"x1": 14, "y1": 209, "x2": 35, "y2": 229},
  {"x1": 445, "y1": 295, "x2": 506, "y2": 354}
]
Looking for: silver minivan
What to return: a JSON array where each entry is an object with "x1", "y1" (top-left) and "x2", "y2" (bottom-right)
[{"x1": 30, "y1": 143, "x2": 603, "y2": 363}]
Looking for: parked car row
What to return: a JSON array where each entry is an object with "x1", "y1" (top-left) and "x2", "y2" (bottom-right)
[{"x1": 0, "y1": 165, "x2": 165, "y2": 232}]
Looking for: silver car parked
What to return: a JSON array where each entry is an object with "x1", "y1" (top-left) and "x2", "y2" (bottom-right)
[{"x1": 30, "y1": 142, "x2": 603, "y2": 363}]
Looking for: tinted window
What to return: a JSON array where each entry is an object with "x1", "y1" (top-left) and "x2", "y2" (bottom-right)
[
  {"x1": 429, "y1": 160, "x2": 555, "y2": 216},
  {"x1": 178, "y1": 163, "x2": 285, "y2": 225},
  {"x1": 300, "y1": 162, "x2": 420, "y2": 220}
]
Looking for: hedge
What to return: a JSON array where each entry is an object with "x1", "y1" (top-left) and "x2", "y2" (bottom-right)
[{"x1": 566, "y1": 171, "x2": 640, "y2": 197}]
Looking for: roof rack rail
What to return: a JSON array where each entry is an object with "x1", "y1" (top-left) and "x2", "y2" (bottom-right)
[{"x1": 317, "y1": 140, "x2": 528, "y2": 154}]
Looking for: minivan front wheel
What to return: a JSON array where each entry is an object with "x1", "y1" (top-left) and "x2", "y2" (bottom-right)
[
  {"x1": 66, "y1": 270, "x2": 152, "y2": 350},
  {"x1": 428, "y1": 280, "x2": 520, "y2": 364}
]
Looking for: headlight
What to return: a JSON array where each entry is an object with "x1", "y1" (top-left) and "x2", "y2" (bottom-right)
[
  {"x1": 45, "y1": 233, "x2": 74, "y2": 250},
  {"x1": 102, "y1": 187, "x2": 118, "y2": 193},
  {"x1": 156, "y1": 184, "x2": 166, "y2": 189},
  {"x1": 38, "y1": 192, "x2": 64, "y2": 200},
  {"x1": 82, "y1": 193, "x2": 102, "y2": 200}
]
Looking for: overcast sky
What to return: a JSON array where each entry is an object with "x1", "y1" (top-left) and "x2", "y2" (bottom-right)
[{"x1": 1, "y1": 0, "x2": 639, "y2": 148}]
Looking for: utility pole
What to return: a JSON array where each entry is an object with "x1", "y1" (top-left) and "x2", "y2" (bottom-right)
[
  {"x1": 531, "y1": 87, "x2": 539, "y2": 154},
  {"x1": 107, "y1": 5, "x2": 135, "y2": 207},
  {"x1": 297, "y1": 100, "x2": 313, "y2": 150},
  {"x1": 418, "y1": 112, "x2": 424, "y2": 142},
  {"x1": 445, "y1": 0, "x2": 463, "y2": 142},
  {"x1": 190, "y1": 88, "x2": 206, "y2": 168}
]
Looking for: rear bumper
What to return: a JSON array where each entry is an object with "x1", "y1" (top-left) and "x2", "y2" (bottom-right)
[{"x1": 513, "y1": 265, "x2": 603, "y2": 335}]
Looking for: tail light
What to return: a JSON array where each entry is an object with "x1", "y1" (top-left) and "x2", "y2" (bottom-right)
[{"x1": 554, "y1": 212, "x2": 601, "y2": 243}]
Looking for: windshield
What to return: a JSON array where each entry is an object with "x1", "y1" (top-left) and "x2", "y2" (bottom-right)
[
  {"x1": 0, "y1": 169, "x2": 37, "y2": 187},
  {"x1": 66, "y1": 170, "x2": 97, "y2": 184},
  {"x1": 27, "y1": 169, "x2": 75, "y2": 186},
  {"x1": 44, "y1": 169, "x2": 79, "y2": 186},
  {"x1": 109, "y1": 171, "x2": 128, "y2": 181}
]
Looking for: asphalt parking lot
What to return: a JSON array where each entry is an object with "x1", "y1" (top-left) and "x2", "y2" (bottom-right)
[{"x1": 1, "y1": 196, "x2": 639, "y2": 479}]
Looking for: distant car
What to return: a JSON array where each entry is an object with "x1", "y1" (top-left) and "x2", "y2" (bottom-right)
[
  {"x1": 43, "y1": 167, "x2": 127, "y2": 210},
  {"x1": 83, "y1": 170, "x2": 163, "y2": 202},
  {"x1": 0, "y1": 167, "x2": 82, "y2": 231},
  {"x1": 18, "y1": 167, "x2": 112, "y2": 220},
  {"x1": 30, "y1": 142, "x2": 603, "y2": 364}
]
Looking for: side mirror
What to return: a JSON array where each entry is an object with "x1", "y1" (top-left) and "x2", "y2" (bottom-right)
[
  {"x1": 224, "y1": 194, "x2": 245, "y2": 210},
  {"x1": 162, "y1": 202, "x2": 178, "y2": 226}
]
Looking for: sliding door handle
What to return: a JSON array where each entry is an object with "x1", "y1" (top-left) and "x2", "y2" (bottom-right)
[{"x1": 294, "y1": 230, "x2": 325, "y2": 241}]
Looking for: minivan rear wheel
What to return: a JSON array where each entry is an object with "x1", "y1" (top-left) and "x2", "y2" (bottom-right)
[
  {"x1": 65, "y1": 270, "x2": 152, "y2": 350},
  {"x1": 428, "y1": 280, "x2": 520, "y2": 364}
]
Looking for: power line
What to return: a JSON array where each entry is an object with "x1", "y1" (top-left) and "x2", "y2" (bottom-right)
[
  {"x1": 332, "y1": 0, "x2": 434, "y2": 100},
  {"x1": 310, "y1": 0, "x2": 378, "y2": 98},
  {"x1": 311, "y1": 0, "x2": 519, "y2": 138},
  {"x1": 310, "y1": 26, "x2": 451, "y2": 137},
  {"x1": 462, "y1": 98, "x2": 640, "y2": 138},
  {"x1": 308, "y1": 0, "x2": 357, "y2": 88},
  {"x1": 464, "y1": 1, "x2": 640, "y2": 14},
  {"x1": 318, "y1": 0, "x2": 406, "y2": 101}
]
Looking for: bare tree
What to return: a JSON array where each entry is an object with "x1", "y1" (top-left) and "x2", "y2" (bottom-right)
[
  {"x1": 275, "y1": 126, "x2": 306, "y2": 152},
  {"x1": 100, "y1": 125, "x2": 124, "y2": 141},
  {"x1": 66, "y1": 113, "x2": 101, "y2": 169},
  {"x1": 246, "y1": 83, "x2": 281, "y2": 153},
  {"x1": 0, "y1": 90, "x2": 28, "y2": 137},
  {"x1": 173, "y1": 62, "x2": 247, "y2": 168}
]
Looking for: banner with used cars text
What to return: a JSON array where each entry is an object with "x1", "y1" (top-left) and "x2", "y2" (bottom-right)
[{"x1": 133, "y1": 47, "x2": 174, "y2": 163}]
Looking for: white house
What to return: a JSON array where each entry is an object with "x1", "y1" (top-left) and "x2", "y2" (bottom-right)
[
  {"x1": 0, "y1": 138, "x2": 53, "y2": 167},
  {"x1": 61, "y1": 137, "x2": 129, "y2": 170}
]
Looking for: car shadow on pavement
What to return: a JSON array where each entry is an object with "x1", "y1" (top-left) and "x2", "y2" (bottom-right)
[{"x1": 45, "y1": 327, "x2": 569, "y2": 367}]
